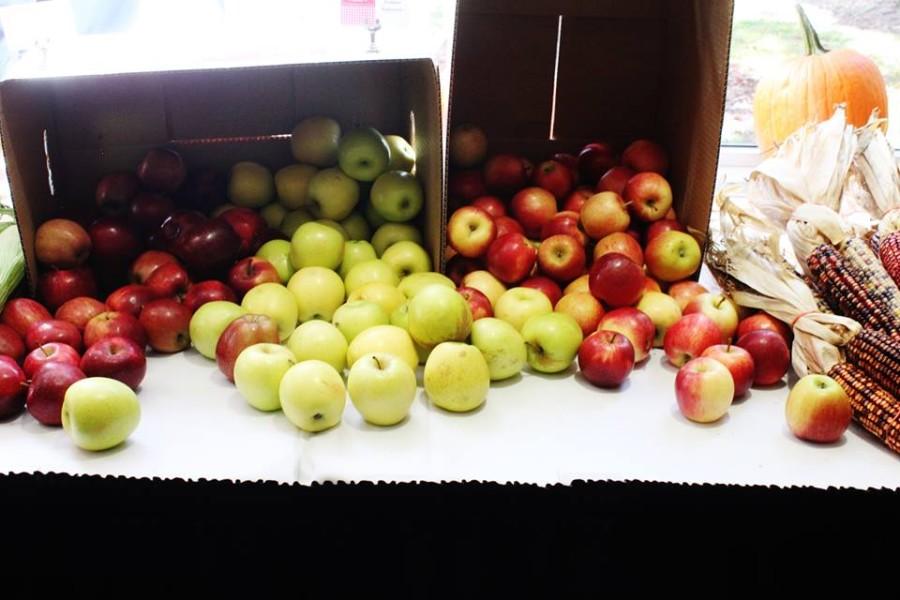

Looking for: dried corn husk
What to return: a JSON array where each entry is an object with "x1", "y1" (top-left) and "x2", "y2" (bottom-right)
[
  {"x1": 786, "y1": 203, "x2": 850, "y2": 271},
  {"x1": 853, "y1": 115, "x2": 900, "y2": 215}
]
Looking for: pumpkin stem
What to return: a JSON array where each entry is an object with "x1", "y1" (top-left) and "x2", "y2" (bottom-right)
[{"x1": 796, "y1": 4, "x2": 828, "y2": 55}]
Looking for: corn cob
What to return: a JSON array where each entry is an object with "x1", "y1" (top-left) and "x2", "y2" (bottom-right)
[
  {"x1": 829, "y1": 362, "x2": 900, "y2": 454},
  {"x1": 807, "y1": 243, "x2": 900, "y2": 336},
  {"x1": 845, "y1": 328, "x2": 900, "y2": 400},
  {"x1": 878, "y1": 231, "x2": 900, "y2": 288}
]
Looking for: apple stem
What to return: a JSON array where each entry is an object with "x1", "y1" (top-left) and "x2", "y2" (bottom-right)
[
  {"x1": 41, "y1": 345, "x2": 52, "y2": 357},
  {"x1": 373, "y1": 355, "x2": 384, "y2": 370}
]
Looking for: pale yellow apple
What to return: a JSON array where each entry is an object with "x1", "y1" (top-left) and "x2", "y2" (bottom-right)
[
  {"x1": 344, "y1": 259, "x2": 400, "y2": 294},
  {"x1": 397, "y1": 272, "x2": 455, "y2": 299},
  {"x1": 494, "y1": 287, "x2": 552, "y2": 331},
  {"x1": 275, "y1": 164, "x2": 318, "y2": 209},
  {"x1": 340, "y1": 212, "x2": 371, "y2": 241},
  {"x1": 636, "y1": 291, "x2": 683, "y2": 347},
  {"x1": 469, "y1": 317, "x2": 527, "y2": 381},
  {"x1": 234, "y1": 343, "x2": 297, "y2": 411},
  {"x1": 280, "y1": 208, "x2": 314, "y2": 238},
  {"x1": 286, "y1": 320, "x2": 348, "y2": 373},
  {"x1": 340, "y1": 240, "x2": 378, "y2": 279},
  {"x1": 241, "y1": 283, "x2": 298, "y2": 342},
  {"x1": 424, "y1": 342, "x2": 490, "y2": 412},
  {"x1": 347, "y1": 352, "x2": 416, "y2": 426},
  {"x1": 347, "y1": 282, "x2": 405, "y2": 316},
  {"x1": 228, "y1": 161, "x2": 273, "y2": 208},
  {"x1": 287, "y1": 267, "x2": 346, "y2": 322},
  {"x1": 407, "y1": 285, "x2": 472, "y2": 347},
  {"x1": 371, "y1": 223, "x2": 423, "y2": 256},
  {"x1": 189, "y1": 301, "x2": 247, "y2": 359},
  {"x1": 346, "y1": 325, "x2": 418, "y2": 372},
  {"x1": 259, "y1": 202, "x2": 287, "y2": 228},
  {"x1": 332, "y1": 300, "x2": 389, "y2": 343},
  {"x1": 279, "y1": 360, "x2": 346, "y2": 432},
  {"x1": 381, "y1": 240, "x2": 432, "y2": 279},
  {"x1": 385, "y1": 134, "x2": 416, "y2": 172}
]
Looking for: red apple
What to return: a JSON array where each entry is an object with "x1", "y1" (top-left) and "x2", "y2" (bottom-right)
[
  {"x1": 23, "y1": 342, "x2": 81, "y2": 379},
  {"x1": 593, "y1": 232, "x2": 643, "y2": 266},
  {"x1": 146, "y1": 262, "x2": 192, "y2": 300},
  {"x1": 595, "y1": 166, "x2": 635, "y2": 196},
  {"x1": 152, "y1": 210, "x2": 206, "y2": 254},
  {"x1": 510, "y1": 187, "x2": 557, "y2": 238},
  {"x1": 106, "y1": 284, "x2": 157, "y2": 318},
  {"x1": 785, "y1": 374, "x2": 852, "y2": 443},
  {"x1": 0, "y1": 324, "x2": 25, "y2": 362},
  {"x1": 701, "y1": 344, "x2": 755, "y2": 398},
  {"x1": 139, "y1": 298, "x2": 192, "y2": 353},
  {"x1": 215, "y1": 314, "x2": 280, "y2": 382},
  {"x1": 577, "y1": 142, "x2": 618, "y2": 184},
  {"x1": 130, "y1": 250, "x2": 180, "y2": 284},
  {"x1": 555, "y1": 292, "x2": 604, "y2": 337},
  {"x1": 589, "y1": 253, "x2": 644, "y2": 308},
  {"x1": 448, "y1": 170, "x2": 488, "y2": 203},
  {"x1": 552, "y1": 152, "x2": 578, "y2": 173},
  {"x1": 580, "y1": 192, "x2": 630, "y2": 240},
  {"x1": 484, "y1": 154, "x2": 531, "y2": 195},
  {"x1": 684, "y1": 293, "x2": 739, "y2": 343},
  {"x1": 458, "y1": 287, "x2": 493, "y2": 321},
  {"x1": 541, "y1": 211, "x2": 587, "y2": 246},
  {"x1": 622, "y1": 139, "x2": 669, "y2": 175},
  {"x1": 0, "y1": 355, "x2": 27, "y2": 418},
  {"x1": 675, "y1": 357, "x2": 733, "y2": 423},
  {"x1": 486, "y1": 233, "x2": 537, "y2": 284},
  {"x1": 736, "y1": 330, "x2": 790, "y2": 387},
  {"x1": 219, "y1": 207, "x2": 268, "y2": 257},
  {"x1": 449, "y1": 124, "x2": 488, "y2": 167},
  {"x1": 183, "y1": 280, "x2": 238, "y2": 313},
  {"x1": 81, "y1": 336, "x2": 147, "y2": 390},
  {"x1": 137, "y1": 147, "x2": 186, "y2": 193},
  {"x1": 25, "y1": 319, "x2": 82, "y2": 353},
  {"x1": 668, "y1": 280, "x2": 709, "y2": 312},
  {"x1": 34, "y1": 218, "x2": 92, "y2": 269},
  {"x1": 448, "y1": 206, "x2": 497, "y2": 258},
  {"x1": 562, "y1": 186, "x2": 593, "y2": 214},
  {"x1": 532, "y1": 160, "x2": 574, "y2": 200},
  {"x1": 1, "y1": 298, "x2": 53, "y2": 337},
  {"x1": 177, "y1": 167, "x2": 226, "y2": 214},
  {"x1": 663, "y1": 313, "x2": 722, "y2": 367},
  {"x1": 493, "y1": 215, "x2": 525, "y2": 239},
  {"x1": 597, "y1": 307, "x2": 654, "y2": 363},
  {"x1": 89, "y1": 216, "x2": 143, "y2": 267},
  {"x1": 83, "y1": 311, "x2": 147, "y2": 349},
  {"x1": 172, "y1": 217, "x2": 241, "y2": 277},
  {"x1": 624, "y1": 172, "x2": 673, "y2": 223},
  {"x1": 641, "y1": 277, "x2": 662, "y2": 297},
  {"x1": 470, "y1": 196, "x2": 506, "y2": 219},
  {"x1": 736, "y1": 312, "x2": 792, "y2": 345},
  {"x1": 55, "y1": 297, "x2": 107, "y2": 332},
  {"x1": 26, "y1": 361, "x2": 85, "y2": 425},
  {"x1": 537, "y1": 234, "x2": 586, "y2": 283},
  {"x1": 130, "y1": 192, "x2": 175, "y2": 234},
  {"x1": 579, "y1": 330, "x2": 634, "y2": 388},
  {"x1": 444, "y1": 255, "x2": 482, "y2": 286},
  {"x1": 645, "y1": 218, "x2": 685, "y2": 244},
  {"x1": 521, "y1": 276, "x2": 563, "y2": 307},
  {"x1": 38, "y1": 268, "x2": 98, "y2": 312},
  {"x1": 227, "y1": 257, "x2": 281, "y2": 298},
  {"x1": 95, "y1": 172, "x2": 139, "y2": 217}
]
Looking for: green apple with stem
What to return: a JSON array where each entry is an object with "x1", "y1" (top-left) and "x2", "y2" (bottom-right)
[
  {"x1": 340, "y1": 212, "x2": 370, "y2": 241},
  {"x1": 332, "y1": 300, "x2": 389, "y2": 343},
  {"x1": 290, "y1": 221, "x2": 344, "y2": 270},
  {"x1": 275, "y1": 164, "x2": 318, "y2": 209},
  {"x1": 344, "y1": 259, "x2": 400, "y2": 294},
  {"x1": 397, "y1": 272, "x2": 455, "y2": 299},
  {"x1": 371, "y1": 171, "x2": 424, "y2": 223},
  {"x1": 385, "y1": 135, "x2": 415, "y2": 172},
  {"x1": 346, "y1": 325, "x2": 418, "y2": 372},
  {"x1": 228, "y1": 161, "x2": 274, "y2": 208},
  {"x1": 371, "y1": 223, "x2": 423, "y2": 256},
  {"x1": 286, "y1": 320, "x2": 347, "y2": 373},
  {"x1": 337, "y1": 127, "x2": 391, "y2": 182},
  {"x1": 381, "y1": 240, "x2": 431, "y2": 279},
  {"x1": 287, "y1": 266, "x2": 345, "y2": 322},
  {"x1": 256, "y1": 239, "x2": 295, "y2": 284},
  {"x1": 470, "y1": 317, "x2": 527, "y2": 381},
  {"x1": 190, "y1": 300, "x2": 247, "y2": 359},
  {"x1": 234, "y1": 343, "x2": 296, "y2": 411},
  {"x1": 347, "y1": 282, "x2": 405, "y2": 316},
  {"x1": 348, "y1": 352, "x2": 416, "y2": 426},
  {"x1": 306, "y1": 168, "x2": 360, "y2": 221},
  {"x1": 259, "y1": 202, "x2": 286, "y2": 228},
  {"x1": 521, "y1": 312, "x2": 583, "y2": 373},
  {"x1": 279, "y1": 360, "x2": 346, "y2": 432},
  {"x1": 280, "y1": 208, "x2": 314, "y2": 238},
  {"x1": 408, "y1": 285, "x2": 473, "y2": 347},
  {"x1": 340, "y1": 240, "x2": 378, "y2": 279},
  {"x1": 424, "y1": 342, "x2": 490, "y2": 412},
  {"x1": 291, "y1": 116, "x2": 341, "y2": 167},
  {"x1": 241, "y1": 283, "x2": 298, "y2": 342},
  {"x1": 495, "y1": 287, "x2": 553, "y2": 331},
  {"x1": 62, "y1": 377, "x2": 141, "y2": 451}
]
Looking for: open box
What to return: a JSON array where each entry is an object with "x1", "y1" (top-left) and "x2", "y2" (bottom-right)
[
  {"x1": 0, "y1": 58, "x2": 444, "y2": 291},
  {"x1": 449, "y1": 0, "x2": 735, "y2": 244}
]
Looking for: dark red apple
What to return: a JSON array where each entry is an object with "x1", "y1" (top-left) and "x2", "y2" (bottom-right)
[
  {"x1": 130, "y1": 250, "x2": 180, "y2": 284},
  {"x1": 80, "y1": 336, "x2": 146, "y2": 390},
  {"x1": 137, "y1": 147, "x2": 186, "y2": 193},
  {"x1": 532, "y1": 160, "x2": 574, "y2": 200},
  {"x1": 139, "y1": 298, "x2": 192, "y2": 353},
  {"x1": 551, "y1": 152, "x2": 578, "y2": 173},
  {"x1": 55, "y1": 297, "x2": 107, "y2": 332},
  {"x1": 541, "y1": 210, "x2": 587, "y2": 246},
  {"x1": 493, "y1": 215, "x2": 525, "y2": 239},
  {"x1": 150, "y1": 210, "x2": 206, "y2": 253},
  {"x1": 25, "y1": 319, "x2": 82, "y2": 353},
  {"x1": 130, "y1": 192, "x2": 175, "y2": 234},
  {"x1": 26, "y1": 362, "x2": 84, "y2": 425},
  {"x1": 23, "y1": 342, "x2": 81, "y2": 379},
  {"x1": 1, "y1": 298, "x2": 53, "y2": 337},
  {"x1": 470, "y1": 196, "x2": 506, "y2": 219},
  {"x1": 95, "y1": 172, "x2": 139, "y2": 217},
  {"x1": 83, "y1": 311, "x2": 147, "y2": 348},
  {"x1": 448, "y1": 170, "x2": 488, "y2": 203},
  {"x1": 172, "y1": 217, "x2": 241, "y2": 277},
  {"x1": 255, "y1": 227, "x2": 290, "y2": 247},
  {"x1": 219, "y1": 207, "x2": 268, "y2": 257},
  {"x1": 89, "y1": 217, "x2": 143, "y2": 268},
  {"x1": 226, "y1": 258, "x2": 279, "y2": 298},
  {"x1": 578, "y1": 330, "x2": 635, "y2": 388},
  {"x1": 596, "y1": 166, "x2": 635, "y2": 196},
  {"x1": 588, "y1": 253, "x2": 644, "y2": 308},
  {"x1": 510, "y1": 187, "x2": 557, "y2": 238},
  {"x1": 736, "y1": 312, "x2": 792, "y2": 346},
  {"x1": 458, "y1": 286, "x2": 493, "y2": 321},
  {"x1": 183, "y1": 280, "x2": 238, "y2": 313},
  {"x1": 483, "y1": 154, "x2": 531, "y2": 195},
  {"x1": 145, "y1": 262, "x2": 192, "y2": 300},
  {"x1": 736, "y1": 330, "x2": 790, "y2": 387},
  {"x1": 486, "y1": 233, "x2": 537, "y2": 284},
  {"x1": 215, "y1": 314, "x2": 280, "y2": 382},
  {"x1": 445, "y1": 255, "x2": 483, "y2": 286},
  {"x1": 176, "y1": 167, "x2": 226, "y2": 214},
  {"x1": 0, "y1": 323, "x2": 25, "y2": 362},
  {"x1": 38, "y1": 268, "x2": 98, "y2": 312},
  {"x1": 520, "y1": 276, "x2": 563, "y2": 306},
  {"x1": 0, "y1": 355, "x2": 27, "y2": 418},
  {"x1": 622, "y1": 139, "x2": 669, "y2": 174},
  {"x1": 578, "y1": 142, "x2": 618, "y2": 184},
  {"x1": 106, "y1": 284, "x2": 157, "y2": 317}
]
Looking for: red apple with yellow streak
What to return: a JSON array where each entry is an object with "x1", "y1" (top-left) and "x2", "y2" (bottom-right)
[
  {"x1": 785, "y1": 374, "x2": 851, "y2": 443},
  {"x1": 675, "y1": 357, "x2": 733, "y2": 423},
  {"x1": 597, "y1": 308, "x2": 654, "y2": 363}
]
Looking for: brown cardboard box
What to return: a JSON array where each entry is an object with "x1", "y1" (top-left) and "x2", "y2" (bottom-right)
[
  {"x1": 449, "y1": 0, "x2": 734, "y2": 244},
  {"x1": 0, "y1": 59, "x2": 443, "y2": 292}
]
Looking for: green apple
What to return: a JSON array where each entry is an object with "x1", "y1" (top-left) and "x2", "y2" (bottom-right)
[
  {"x1": 424, "y1": 342, "x2": 490, "y2": 412},
  {"x1": 259, "y1": 202, "x2": 287, "y2": 228},
  {"x1": 495, "y1": 287, "x2": 553, "y2": 331},
  {"x1": 189, "y1": 300, "x2": 246, "y2": 359},
  {"x1": 340, "y1": 240, "x2": 378, "y2": 279},
  {"x1": 385, "y1": 135, "x2": 415, "y2": 172},
  {"x1": 380, "y1": 240, "x2": 431, "y2": 279},
  {"x1": 337, "y1": 127, "x2": 391, "y2": 182},
  {"x1": 291, "y1": 116, "x2": 341, "y2": 167},
  {"x1": 346, "y1": 325, "x2": 418, "y2": 372},
  {"x1": 397, "y1": 272, "x2": 455, "y2": 299},
  {"x1": 287, "y1": 266, "x2": 345, "y2": 322},
  {"x1": 279, "y1": 360, "x2": 346, "y2": 432},
  {"x1": 347, "y1": 352, "x2": 416, "y2": 426},
  {"x1": 347, "y1": 282, "x2": 405, "y2": 316},
  {"x1": 241, "y1": 282, "x2": 298, "y2": 342},
  {"x1": 340, "y1": 211, "x2": 370, "y2": 241},
  {"x1": 371, "y1": 223, "x2": 423, "y2": 256},
  {"x1": 317, "y1": 219, "x2": 349, "y2": 240},
  {"x1": 521, "y1": 312, "x2": 583, "y2": 373},
  {"x1": 364, "y1": 201, "x2": 387, "y2": 229},
  {"x1": 280, "y1": 208, "x2": 314, "y2": 237},
  {"x1": 390, "y1": 302, "x2": 409, "y2": 330},
  {"x1": 61, "y1": 377, "x2": 141, "y2": 451},
  {"x1": 306, "y1": 167, "x2": 360, "y2": 221},
  {"x1": 290, "y1": 221, "x2": 344, "y2": 270},
  {"x1": 344, "y1": 259, "x2": 400, "y2": 294},
  {"x1": 332, "y1": 300, "x2": 389, "y2": 343},
  {"x1": 228, "y1": 161, "x2": 274, "y2": 208},
  {"x1": 470, "y1": 318, "x2": 527, "y2": 381},
  {"x1": 256, "y1": 239, "x2": 295, "y2": 284},
  {"x1": 275, "y1": 164, "x2": 318, "y2": 209},
  {"x1": 286, "y1": 320, "x2": 347, "y2": 373},
  {"x1": 233, "y1": 343, "x2": 297, "y2": 411},
  {"x1": 408, "y1": 285, "x2": 472, "y2": 347},
  {"x1": 371, "y1": 171, "x2": 424, "y2": 222}
]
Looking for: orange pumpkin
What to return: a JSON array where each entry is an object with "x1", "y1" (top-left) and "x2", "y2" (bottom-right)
[{"x1": 752, "y1": 6, "x2": 888, "y2": 153}]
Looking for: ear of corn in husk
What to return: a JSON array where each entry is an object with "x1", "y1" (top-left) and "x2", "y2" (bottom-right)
[{"x1": 0, "y1": 209, "x2": 25, "y2": 312}]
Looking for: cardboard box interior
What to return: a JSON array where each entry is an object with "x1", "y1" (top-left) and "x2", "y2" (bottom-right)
[
  {"x1": 449, "y1": 0, "x2": 734, "y2": 244},
  {"x1": 0, "y1": 59, "x2": 443, "y2": 292}
]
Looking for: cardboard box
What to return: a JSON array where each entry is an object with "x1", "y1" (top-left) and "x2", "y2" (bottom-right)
[
  {"x1": 0, "y1": 59, "x2": 443, "y2": 291},
  {"x1": 448, "y1": 0, "x2": 734, "y2": 243}
]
